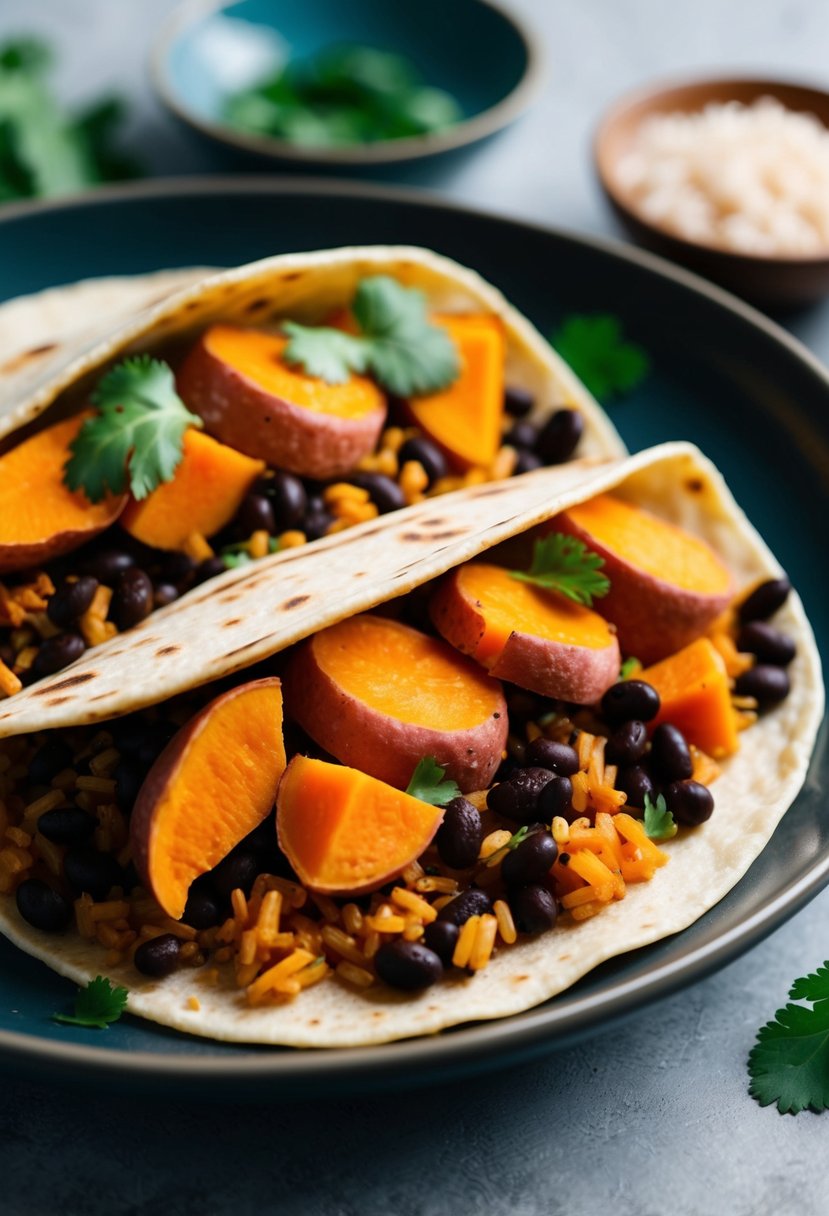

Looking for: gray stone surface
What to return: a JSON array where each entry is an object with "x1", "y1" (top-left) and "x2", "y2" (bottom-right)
[{"x1": 0, "y1": 1, "x2": 827, "y2": 1212}]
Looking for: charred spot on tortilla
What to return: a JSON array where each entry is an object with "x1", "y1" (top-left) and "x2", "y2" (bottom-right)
[
  {"x1": 1, "y1": 343, "x2": 59, "y2": 374},
  {"x1": 222, "y1": 619, "x2": 242, "y2": 628},
  {"x1": 244, "y1": 297, "x2": 270, "y2": 315},
  {"x1": 686, "y1": 478, "x2": 705, "y2": 493},
  {"x1": 282, "y1": 595, "x2": 310, "y2": 610},
  {"x1": 45, "y1": 696, "x2": 74, "y2": 706},
  {"x1": 31, "y1": 671, "x2": 96, "y2": 695},
  {"x1": 156, "y1": 645, "x2": 180, "y2": 656},
  {"x1": 401, "y1": 530, "x2": 464, "y2": 542}
]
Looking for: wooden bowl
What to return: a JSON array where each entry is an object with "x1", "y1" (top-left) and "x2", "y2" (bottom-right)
[{"x1": 595, "y1": 76, "x2": 829, "y2": 308}]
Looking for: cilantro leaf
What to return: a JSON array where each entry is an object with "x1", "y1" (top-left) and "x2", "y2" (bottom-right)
[
  {"x1": 553, "y1": 314, "x2": 650, "y2": 402},
  {"x1": 506, "y1": 825, "x2": 531, "y2": 850},
  {"x1": 619, "y1": 656, "x2": 641, "y2": 680},
  {"x1": 510, "y1": 533, "x2": 610, "y2": 607},
  {"x1": 749, "y1": 963, "x2": 829, "y2": 1114},
  {"x1": 282, "y1": 276, "x2": 460, "y2": 397},
  {"x1": 52, "y1": 975, "x2": 128, "y2": 1029},
  {"x1": 642, "y1": 792, "x2": 677, "y2": 840},
  {"x1": 405, "y1": 756, "x2": 460, "y2": 806},
  {"x1": 63, "y1": 356, "x2": 203, "y2": 502}
]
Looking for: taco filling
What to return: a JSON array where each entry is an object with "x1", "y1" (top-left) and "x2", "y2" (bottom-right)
[{"x1": 0, "y1": 486, "x2": 802, "y2": 1019}]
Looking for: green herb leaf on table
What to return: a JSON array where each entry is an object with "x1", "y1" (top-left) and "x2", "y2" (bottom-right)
[
  {"x1": 510, "y1": 533, "x2": 610, "y2": 607},
  {"x1": 52, "y1": 975, "x2": 128, "y2": 1029},
  {"x1": 642, "y1": 792, "x2": 677, "y2": 841},
  {"x1": 63, "y1": 357, "x2": 203, "y2": 502},
  {"x1": 405, "y1": 757, "x2": 461, "y2": 807},
  {"x1": 283, "y1": 276, "x2": 460, "y2": 397},
  {"x1": 749, "y1": 962, "x2": 829, "y2": 1114},
  {"x1": 553, "y1": 314, "x2": 650, "y2": 402}
]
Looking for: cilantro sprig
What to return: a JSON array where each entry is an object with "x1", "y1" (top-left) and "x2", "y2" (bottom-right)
[
  {"x1": 52, "y1": 975, "x2": 128, "y2": 1029},
  {"x1": 749, "y1": 962, "x2": 829, "y2": 1114},
  {"x1": 642, "y1": 792, "x2": 677, "y2": 841},
  {"x1": 63, "y1": 356, "x2": 202, "y2": 502},
  {"x1": 619, "y1": 656, "x2": 641, "y2": 680},
  {"x1": 283, "y1": 276, "x2": 460, "y2": 397},
  {"x1": 510, "y1": 533, "x2": 610, "y2": 607},
  {"x1": 553, "y1": 314, "x2": 649, "y2": 402},
  {"x1": 405, "y1": 757, "x2": 460, "y2": 806}
]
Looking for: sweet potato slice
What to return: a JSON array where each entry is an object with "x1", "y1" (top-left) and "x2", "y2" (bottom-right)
[
  {"x1": 283, "y1": 614, "x2": 507, "y2": 793},
  {"x1": 430, "y1": 562, "x2": 621, "y2": 704},
  {"x1": 405, "y1": 314, "x2": 505, "y2": 470},
  {"x1": 130, "y1": 678, "x2": 286, "y2": 919},
  {"x1": 0, "y1": 414, "x2": 125, "y2": 574},
  {"x1": 120, "y1": 428, "x2": 265, "y2": 551},
  {"x1": 639, "y1": 637, "x2": 739, "y2": 758},
  {"x1": 177, "y1": 324, "x2": 387, "y2": 479},
  {"x1": 553, "y1": 495, "x2": 733, "y2": 663},
  {"x1": 276, "y1": 755, "x2": 444, "y2": 895}
]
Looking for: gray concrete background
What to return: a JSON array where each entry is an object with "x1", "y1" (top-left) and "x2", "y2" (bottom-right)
[{"x1": 0, "y1": 1, "x2": 827, "y2": 1213}]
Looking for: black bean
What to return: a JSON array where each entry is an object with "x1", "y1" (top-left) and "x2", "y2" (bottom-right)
[
  {"x1": 487, "y1": 767, "x2": 557, "y2": 824},
  {"x1": 210, "y1": 849, "x2": 260, "y2": 902},
  {"x1": 182, "y1": 884, "x2": 221, "y2": 930},
  {"x1": 31, "y1": 634, "x2": 85, "y2": 678},
  {"x1": 605, "y1": 720, "x2": 648, "y2": 766},
  {"x1": 437, "y1": 888, "x2": 492, "y2": 926},
  {"x1": 664, "y1": 780, "x2": 714, "y2": 826},
  {"x1": 64, "y1": 846, "x2": 122, "y2": 900},
  {"x1": 398, "y1": 436, "x2": 449, "y2": 486},
  {"x1": 538, "y1": 775, "x2": 574, "y2": 820},
  {"x1": 526, "y1": 738, "x2": 580, "y2": 776},
  {"x1": 738, "y1": 577, "x2": 791, "y2": 623},
  {"x1": 650, "y1": 723, "x2": 693, "y2": 782},
  {"x1": 28, "y1": 737, "x2": 74, "y2": 785},
  {"x1": 46, "y1": 577, "x2": 99, "y2": 627},
  {"x1": 114, "y1": 761, "x2": 144, "y2": 812},
  {"x1": 504, "y1": 420, "x2": 538, "y2": 449},
  {"x1": 78, "y1": 549, "x2": 135, "y2": 583},
  {"x1": 134, "y1": 933, "x2": 181, "y2": 978},
  {"x1": 537, "y1": 409, "x2": 583, "y2": 464},
  {"x1": 435, "y1": 798, "x2": 483, "y2": 870},
  {"x1": 734, "y1": 665, "x2": 790, "y2": 709},
  {"x1": 235, "y1": 492, "x2": 276, "y2": 537},
  {"x1": 111, "y1": 567, "x2": 153, "y2": 631},
  {"x1": 422, "y1": 919, "x2": 459, "y2": 966},
  {"x1": 16, "y1": 879, "x2": 72, "y2": 931},
  {"x1": 737, "y1": 622, "x2": 796, "y2": 667},
  {"x1": 601, "y1": 680, "x2": 661, "y2": 725},
  {"x1": 260, "y1": 471, "x2": 308, "y2": 530},
  {"x1": 501, "y1": 831, "x2": 558, "y2": 888},
  {"x1": 512, "y1": 447, "x2": 543, "y2": 475},
  {"x1": 504, "y1": 386, "x2": 535, "y2": 418},
  {"x1": 615, "y1": 764, "x2": 655, "y2": 809},
  {"x1": 342, "y1": 471, "x2": 406, "y2": 514},
  {"x1": 304, "y1": 510, "x2": 335, "y2": 540},
  {"x1": 374, "y1": 940, "x2": 443, "y2": 990},
  {"x1": 158, "y1": 551, "x2": 196, "y2": 586},
  {"x1": 194, "y1": 556, "x2": 227, "y2": 584},
  {"x1": 153, "y1": 582, "x2": 180, "y2": 608},
  {"x1": 510, "y1": 884, "x2": 558, "y2": 934},
  {"x1": 37, "y1": 807, "x2": 96, "y2": 845}
]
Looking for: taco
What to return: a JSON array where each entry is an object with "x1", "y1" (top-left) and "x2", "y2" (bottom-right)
[
  {"x1": 0, "y1": 442, "x2": 821, "y2": 1046},
  {"x1": 0, "y1": 246, "x2": 623, "y2": 702}
]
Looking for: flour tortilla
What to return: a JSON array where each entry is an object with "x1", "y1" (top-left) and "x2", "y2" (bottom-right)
[{"x1": 0, "y1": 442, "x2": 822, "y2": 1046}]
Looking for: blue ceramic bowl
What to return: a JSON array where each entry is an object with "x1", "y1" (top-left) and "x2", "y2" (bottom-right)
[{"x1": 152, "y1": 0, "x2": 545, "y2": 167}]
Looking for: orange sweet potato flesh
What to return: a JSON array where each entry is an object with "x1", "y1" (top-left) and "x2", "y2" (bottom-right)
[
  {"x1": 0, "y1": 414, "x2": 125, "y2": 574},
  {"x1": 130, "y1": 678, "x2": 286, "y2": 919},
  {"x1": 277, "y1": 755, "x2": 444, "y2": 895},
  {"x1": 640, "y1": 637, "x2": 739, "y2": 758},
  {"x1": 406, "y1": 314, "x2": 505, "y2": 470},
  {"x1": 176, "y1": 325, "x2": 387, "y2": 479},
  {"x1": 120, "y1": 428, "x2": 264, "y2": 551},
  {"x1": 430, "y1": 562, "x2": 621, "y2": 704},
  {"x1": 554, "y1": 494, "x2": 733, "y2": 663},
  {"x1": 283, "y1": 613, "x2": 507, "y2": 792}
]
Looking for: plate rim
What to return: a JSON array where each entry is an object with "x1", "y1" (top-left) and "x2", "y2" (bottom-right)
[{"x1": 0, "y1": 175, "x2": 827, "y2": 1088}]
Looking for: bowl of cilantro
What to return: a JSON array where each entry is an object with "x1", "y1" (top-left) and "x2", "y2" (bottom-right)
[{"x1": 152, "y1": 0, "x2": 544, "y2": 167}]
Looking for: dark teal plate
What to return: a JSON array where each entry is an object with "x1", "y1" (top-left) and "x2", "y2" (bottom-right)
[{"x1": 0, "y1": 180, "x2": 826, "y2": 1097}]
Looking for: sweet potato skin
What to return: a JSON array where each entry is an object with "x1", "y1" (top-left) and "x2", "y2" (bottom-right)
[
  {"x1": 554, "y1": 511, "x2": 733, "y2": 664},
  {"x1": 283, "y1": 636, "x2": 508, "y2": 794},
  {"x1": 429, "y1": 570, "x2": 621, "y2": 703},
  {"x1": 130, "y1": 677, "x2": 285, "y2": 918},
  {"x1": 177, "y1": 333, "x2": 386, "y2": 479}
]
